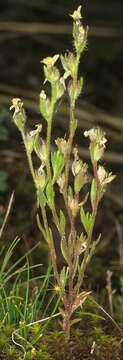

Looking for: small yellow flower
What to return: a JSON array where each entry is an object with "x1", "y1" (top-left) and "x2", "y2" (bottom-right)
[
  {"x1": 10, "y1": 98, "x2": 23, "y2": 111},
  {"x1": 70, "y1": 6, "x2": 82, "y2": 22},
  {"x1": 10, "y1": 98, "x2": 26, "y2": 130},
  {"x1": 40, "y1": 54, "x2": 59, "y2": 68}
]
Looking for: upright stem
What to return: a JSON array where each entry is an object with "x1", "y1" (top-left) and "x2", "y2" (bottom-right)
[
  {"x1": 46, "y1": 96, "x2": 54, "y2": 183},
  {"x1": 45, "y1": 85, "x2": 60, "y2": 231},
  {"x1": 64, "y1": 52, "x2": 80, "y2": 201},
  {"x1": 75, "y1": 161, "x2": 100, "y2": 294}
]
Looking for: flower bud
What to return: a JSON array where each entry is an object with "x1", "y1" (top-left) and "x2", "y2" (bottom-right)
[
  {"x1": 55, "y1": 77, "x2": 66, "y2": 100},
  {"x1": 74, "y1": 165, "x2": 88, "y2": 194},
  {"x1": 76, "y1": 233, "x2": 87, "y2": 255},
  {"x1": 90, "y1": 142, "x2": 105, "y2": 163},
  {"x1": 84, "y1": 128, "x2": 107, "y2": 147},
  {"x1": 61, "y1": 52, "x2": 76, "y2": 78},
  {"x1": 56, "y1": 173, "x2": 65, "y2": 193},
  {"x1": 98, "y1": 166, "x2": 116, "y2": 185},
  {"x1": 40, "y1": 91, "x2": 51, "y2": 121},
  {"x1": 41, "y1": 55, "x2": 60, "y2": 84},
  {"x1": 41, "y1": 55, "x2": 59, "y2": 68},
  {"x1": 25, "y1": 132, "x2": 34, "y2": 154},
  {"x1": 68, "y1": 195, "x2": 79, "y2": 217},
  {"x1": 84, "y1": 127, "x2": 107, "y2": 163},
  {"x1": 35, "y1": 166, "x2": 46, "y2": 190},
  {"x1": 34, "y1": 136, "x2": 46, "y2": 164},
  {"x1": 10, "y1": 98, "x2": 26, "y2": 131},
  {"x1": 97, "y1": 165, "x2": 107, "y2": 184},
  {"x1": 72, "y1": 147, "x2": 82, "y2": 176},
  {"x1": 55, "y1": 137, "x2": 69, "y2": 157}
]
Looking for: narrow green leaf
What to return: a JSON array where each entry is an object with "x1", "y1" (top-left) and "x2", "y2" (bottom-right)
[
  {"x1": 51, "y1": 151, "x2": 65, "y2": 184},
  {"x1": 36, "y1": 214, "x2": 47, "y2": 240},
  {"x1": 76, "y1": 311, "x2": 105, "y2": 321},
  {"x1": 90, "y1": 178, "x2": 96, "y2": 210},
  {"x1": 46, "y1": 183, "x2": 54, "y2": 208},
  {"x1": 60, "y1": 266, "x2": 66, "y2": 285},
  {"x1": 38, "y1": 187, "x2": 47, "y2": 208},
  {"x1": 24, "y1": 256, "x2": 29, "y2": 320},
  {"x1": 61, "y1": 235, "x2": 70, "y2": 264},
  {"x1": 80, "y1": 208, "x2": 93, "y2": 233},
  {"x1": 31, "y1": 267, "x2": 69, "y2": 345},
  {"x1": 80, "y1": 207, "x2": 87, "y2": 232},
  {"x1": 99, "y1": 184, "x2": 105, "y2": 199}
]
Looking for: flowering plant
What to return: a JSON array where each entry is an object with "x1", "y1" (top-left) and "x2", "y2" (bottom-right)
[{"x1": 10, "y1": 6, "x2": 115, "y2": 339}]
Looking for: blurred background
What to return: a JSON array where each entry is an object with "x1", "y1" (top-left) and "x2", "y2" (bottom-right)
[{"x1": 0, "y1": 0, "x2": 123, "y2": 307}]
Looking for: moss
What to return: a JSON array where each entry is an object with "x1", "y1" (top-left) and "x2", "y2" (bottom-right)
[
  {"x1": 0, "y1": 333, "x2": 8, "y2": 347},
  {"x1": 7, "y1": 346, "x2": 16, "y2": 358}
]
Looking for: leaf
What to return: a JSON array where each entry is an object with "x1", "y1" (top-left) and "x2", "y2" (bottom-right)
[
  {"x1": 99, "y1": 184, "x2": 106, "y2": 199},
  {"x1": 38, "y1": 187, "x2": 47, "y2": 207},
  {"x1": 80, "y1": 207, "x2": 87, "y2": 231},
  {"x1": 33, "y1": 132, "x2": 40, "y2": 158},
  {"x1": 43, "y1": 65, "x2": 52, "y2": 83},
  {"x1": 76, "y1": 311, "x2": 105, "y2": 321},
  {"x1": 61, "y1": 235, "x2": 70, "y2": 264},
  {"x1": 74, "y1": 77, "x2": 83, "y2": 101},
  {"x1": 40, "y1": 92, "x2": 51, "y2": 122},
  {"x1": 70, "y1": 318, "x2": 81, "y2": 326},
  {"x1": 60, "y1": 266, "x2": 66, "y2": 285},
  {"x1": 68, "y1": 185, "x2": 73, "y2": 199},
  {"x1": 51, "y1": 150, "x2": 65, "y2": 184},
  {"x1": 80, "y1": 208, "x2": 93, "y2": 233},
  {"x1": 46, "y1": 183, "x2": 54, "y2": 208},
  {"x1": 90, "y1": 178, "x2": 96, "y2": 210},
  {"x1": 36, "y1": 214, "x2": 47, "y2": 240}
]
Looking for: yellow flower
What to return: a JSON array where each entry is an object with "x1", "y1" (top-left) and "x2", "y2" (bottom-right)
[
  {"x1": 40, "y1": 54, "x2": 59, "y2": 68},
  {"x1": 70, "y1": 6, "x2": 82, "y2": 22},
  {"x1": 10, "y1": 98, "x2": 23, "y2": 111}
]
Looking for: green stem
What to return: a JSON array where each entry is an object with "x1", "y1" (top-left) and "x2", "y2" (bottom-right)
[
  {"x1": 39, "y1": 192, "x2": 49, "y2": 237},
  {"x1": 64, "y1": 52, "x2": 80, "y2": 201},
  {"x1": 45, "y1": 87, "x2": 61, "y2": 233}
]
